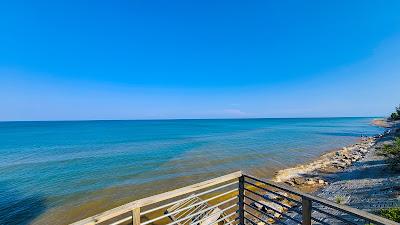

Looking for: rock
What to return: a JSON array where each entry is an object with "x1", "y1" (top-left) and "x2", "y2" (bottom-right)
[
  {"x1": 292, "y1": 177, "x2": 306, "y2": 185},
  {"x1": 251, "y1": 201, "x2": 263, "y2": 210},
  {"x1": 263, "y1": 201, "x2": 284, "y2": 215},
  {"x1": 343, "y1": 159, "x2": 351, "y2": 165},
  {"x1": 273, "y1": 212, "x2": 281, "y2": 218},
  {"x1": 263, "y1": 192, "x2": 277, "y2": 200},
  {"x1": 306, "y1": 180, "x2": 316, "y2": 185},
  {"x1": 285, "y1": 180, "x2": 295, "y2": 186},
  {"x1": 332, "y1": 161, "x2": 347, "y2": 168},
  {"x1": 264, "y1": 191, "x2": 289, "y2": 201},
  {"x1": 259, "y1": 200, "x2": 269, "y2": 210},
  {"x1": 276, "y1": 191, "x2": 289, "y2": 201}
]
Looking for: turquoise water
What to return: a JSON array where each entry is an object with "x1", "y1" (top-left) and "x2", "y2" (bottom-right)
[{"x1": 0, "y1": 118, "x2": 383, "y2": 224}]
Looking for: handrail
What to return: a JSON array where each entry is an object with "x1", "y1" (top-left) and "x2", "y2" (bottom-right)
[
  {"x1": 243, "y1": 173, "x2": 399, "y2": 225},
  {"x1": 71, "y1": 171, "x2": 399, "y2": 225},
  {"x1": 71, "y1": 171, "x2": 242, "y2": 225},
  {"x1": 141, "y1": 181, "x2": 237, "y2": 215}
]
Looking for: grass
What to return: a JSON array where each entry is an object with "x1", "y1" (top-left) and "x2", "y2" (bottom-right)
[
  {"x1": 334, "y1": 195, "x2": 345, "y2": 204},
  {"x1": 380, "y1": 207, "x2": 400, "y2": 222}
]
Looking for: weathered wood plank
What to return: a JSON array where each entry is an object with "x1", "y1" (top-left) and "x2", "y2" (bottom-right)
[
  {"x1": 70, "y1": 202, "x2": 138, "y2": 225},
  {"x1": 132, "y1": 207, "x2": 140, "y2": 225},
  {"x1": 136, "y1": 171, "x2": 242, "y2": 207}
]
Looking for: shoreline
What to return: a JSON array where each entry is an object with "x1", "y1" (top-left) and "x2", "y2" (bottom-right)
[
  {"x1": 272, "y1": 118, "x2": 391, "y2": 192},
  {"x1": 28, "y1": 118, "x2": 386, "y2": 224},
  {"x1": 251, "y1": 118, "x2": 399, "y2": 223}
]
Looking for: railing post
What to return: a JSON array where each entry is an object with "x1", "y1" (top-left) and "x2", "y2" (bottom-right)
[
  {"x1": 302, "y1": 197, "x2": 312, "y2": 225},
  {"x1": 238, "y1": 175, "x2": 245, "y2": 225},
  {"x1": 132, "y1": 207, "x2": 140, "y2": 225}
]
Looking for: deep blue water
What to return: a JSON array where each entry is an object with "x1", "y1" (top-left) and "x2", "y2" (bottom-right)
[{"x1": 0, "y1": 118, "x2": 384, "y2": 224}]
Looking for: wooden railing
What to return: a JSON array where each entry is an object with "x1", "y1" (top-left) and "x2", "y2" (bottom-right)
[{"x1": 71, "y1": 171, "x2": 398, "y2": 225}]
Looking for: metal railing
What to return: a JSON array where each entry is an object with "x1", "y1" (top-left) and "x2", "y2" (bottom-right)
[{"x1": 71, "y1": 171, "x2": 398, "y2": 225}]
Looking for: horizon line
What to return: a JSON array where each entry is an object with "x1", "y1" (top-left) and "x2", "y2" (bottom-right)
[{"x1": 0, "y1": 116, "x2": 384, "y2": 123}]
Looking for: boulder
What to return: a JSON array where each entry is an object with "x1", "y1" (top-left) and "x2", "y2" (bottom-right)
[
  {"x1": 251, "y1": 201, "x2": 263, "y2": 210},
  {"x1": 273, "y1": 212, "x2": 281, "y2": 218},
  {"x1": 259, "y1": 200, "x2": 269, "y2": 211},
  {"x1": 263, "y1": 201, "x2": 284, "y2": 215},
  {"x1": 264, "y1": 191, "x2": 288, "y2": 201},
  {"x1": 275, "y1": 191, "x2": 289, "y2": 201},
  {"x1": 285, "y1": 180, "x2": 295, "y2": 186},
  {"x1": 292, "y1": 177, "x2": 306, "y2": 185},
  {"x1": 305, "y1": 179, "x2": 316, "y2": 185},
  {"x1": 263, "y1": 192, "x2": 277, "y2": 200}
]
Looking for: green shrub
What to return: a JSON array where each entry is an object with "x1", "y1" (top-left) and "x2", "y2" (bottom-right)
[
  {"x1": 378, "y1": 137, "x2": 400, "y2": 170},
  {"x1": 380, "y1": 207, "x2": 400, "y2": 222},
  {"x1": 334, "y1": 195, "x2": 345, "y2": 204}
]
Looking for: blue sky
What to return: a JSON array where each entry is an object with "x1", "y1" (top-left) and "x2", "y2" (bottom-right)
[{"x1": 1, "y1": 1, "x2": 400, "y2": 120}]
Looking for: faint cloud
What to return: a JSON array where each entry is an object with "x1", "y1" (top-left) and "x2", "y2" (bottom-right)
[{"x1": 223, "y1": 108, "x2": 247, "y2": 116}]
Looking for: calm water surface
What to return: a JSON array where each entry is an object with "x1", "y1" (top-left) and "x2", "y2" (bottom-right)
[{"x1": 0, "y1": 118, "x2": 384, "y2": 224}]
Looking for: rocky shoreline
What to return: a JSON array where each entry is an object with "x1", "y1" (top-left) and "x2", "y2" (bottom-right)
[
  {"x1": 274, "y1": 136, "x2": 378, "y2": 191},
  {"x1": 272, "y1": 118, "x2": 398, "y2": 193},
  {"x1": 249, "y1": 119, "x2": 400, "y2": 224}
]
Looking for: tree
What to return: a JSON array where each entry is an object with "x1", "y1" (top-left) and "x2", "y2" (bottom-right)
[
  {"x1": 389, "y1": 105, "x2": 400, "y2": 121},
  {"x1": 391, "y1": 112, "x2": 399, "y2": 121}
]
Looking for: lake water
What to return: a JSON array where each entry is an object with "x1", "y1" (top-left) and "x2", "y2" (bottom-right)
[{"x1": 0, "y1": 118, "x2": 384, "y2": 224}]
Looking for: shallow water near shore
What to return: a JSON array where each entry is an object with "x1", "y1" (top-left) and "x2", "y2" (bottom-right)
[{"x1": 0, "y1": 118, "x2": 384, "y2": 224}]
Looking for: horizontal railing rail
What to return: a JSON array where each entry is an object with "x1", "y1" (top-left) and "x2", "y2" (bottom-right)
[{"x1": 71, "y1": 171, "x2": 399, "y2": 225}]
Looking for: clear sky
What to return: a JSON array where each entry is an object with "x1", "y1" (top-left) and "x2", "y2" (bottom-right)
[{"x1": 1, "y1": 1, "x2": 400, "y2": 121}]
